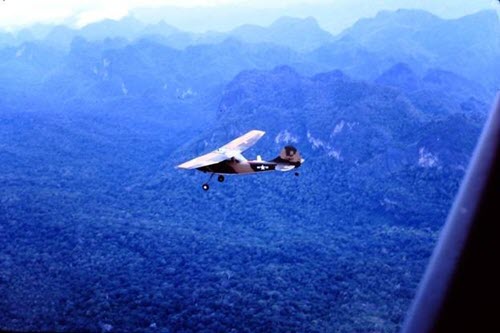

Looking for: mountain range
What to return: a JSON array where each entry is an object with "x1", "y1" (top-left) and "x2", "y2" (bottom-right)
[
  {"x1": 1, "y1": 9, "x2": 498, "y2": 97},
  {"x1": 0, "y1": 15, "x2": 333, "y2": 52}
]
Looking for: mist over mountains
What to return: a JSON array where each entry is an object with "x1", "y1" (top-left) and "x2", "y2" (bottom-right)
[
  {"x1": 1, "y1": 9, "x2": 498, "y2": 94},
  {"x1": 0, "y1": 8, "x2": 498, "y2": 333}
]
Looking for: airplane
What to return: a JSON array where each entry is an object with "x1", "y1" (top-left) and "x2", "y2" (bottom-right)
[{"x1": 177, "y1": 130, "x2": 304, "y2": 190}]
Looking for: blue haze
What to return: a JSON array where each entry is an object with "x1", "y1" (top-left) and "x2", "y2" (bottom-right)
[{"x1": 0, "y1": 8, "x2": 498, "y2": 332}]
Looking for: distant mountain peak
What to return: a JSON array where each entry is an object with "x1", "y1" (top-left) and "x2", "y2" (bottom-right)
[
  {"x1": 375, "y1": 62, "x2": 420, "y2": 91},
  {"x1": 141, "y1": 20, "x2": 180, "y2": 37},
  {"x1": 270, "y1": 16, "x2": 321, "y2": 28},
  {"x1": 343, "y1": 8, "x2": 441, "y2": 39},
  {"x1": 379, "y1": 63, "x2": 417, "y2": 79},
  {"x1": 79, "y1": 16, "x2": 146, "y2": 41},
  {"x1": 375, "y1": 8, "x2": 440, "y2": 21},
  {"x1": 228, "y1": 16, "x2": 332, "y2": 51},
  {"x1": 461, "y1": 9, "x2": 499, "y2": 21},
  {"x1": 81, "y1": 15, "x2": 143, "y2": 28},
  {"x1": 271, "y1": 65, "x2": 299, "y2": 75}
]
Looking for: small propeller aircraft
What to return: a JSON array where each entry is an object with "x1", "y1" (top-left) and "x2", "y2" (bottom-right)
[{"x1": 177, "y1": 130, "x2": 304, "y2": 190}]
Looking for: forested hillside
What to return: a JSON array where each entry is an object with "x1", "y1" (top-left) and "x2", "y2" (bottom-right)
[{"x1": 0, "y1": 8, "x2": 497, "y2": 333}]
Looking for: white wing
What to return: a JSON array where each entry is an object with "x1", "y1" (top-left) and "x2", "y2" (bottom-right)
[{"x1": 177, "y1": 130, "x2": 265, "y2": 169}]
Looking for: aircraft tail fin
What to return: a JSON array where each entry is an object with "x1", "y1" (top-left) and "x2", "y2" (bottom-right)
[{"x1": 272, "y1": 146, "x2": 303, "y2": 167}]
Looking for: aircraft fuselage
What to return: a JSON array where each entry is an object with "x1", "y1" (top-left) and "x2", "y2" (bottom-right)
[{"x1": 197, "y1": 158, "x2": 299, "y2": 174}]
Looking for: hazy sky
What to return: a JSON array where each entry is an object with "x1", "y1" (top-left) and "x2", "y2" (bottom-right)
[{"x1": 0, "y1": 0, "x2": 498, "y2": 33}]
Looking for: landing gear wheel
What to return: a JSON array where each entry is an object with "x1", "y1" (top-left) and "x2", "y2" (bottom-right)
[
  {"x1": 202, "y1": 183, "x2": 210, "y2": 191},
  {"x1": 294, "y1": 172, "x2": 299, "y2": 176},
  {"x1": 218, "y1": 175, "x2": 225, "y2": 183}
]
